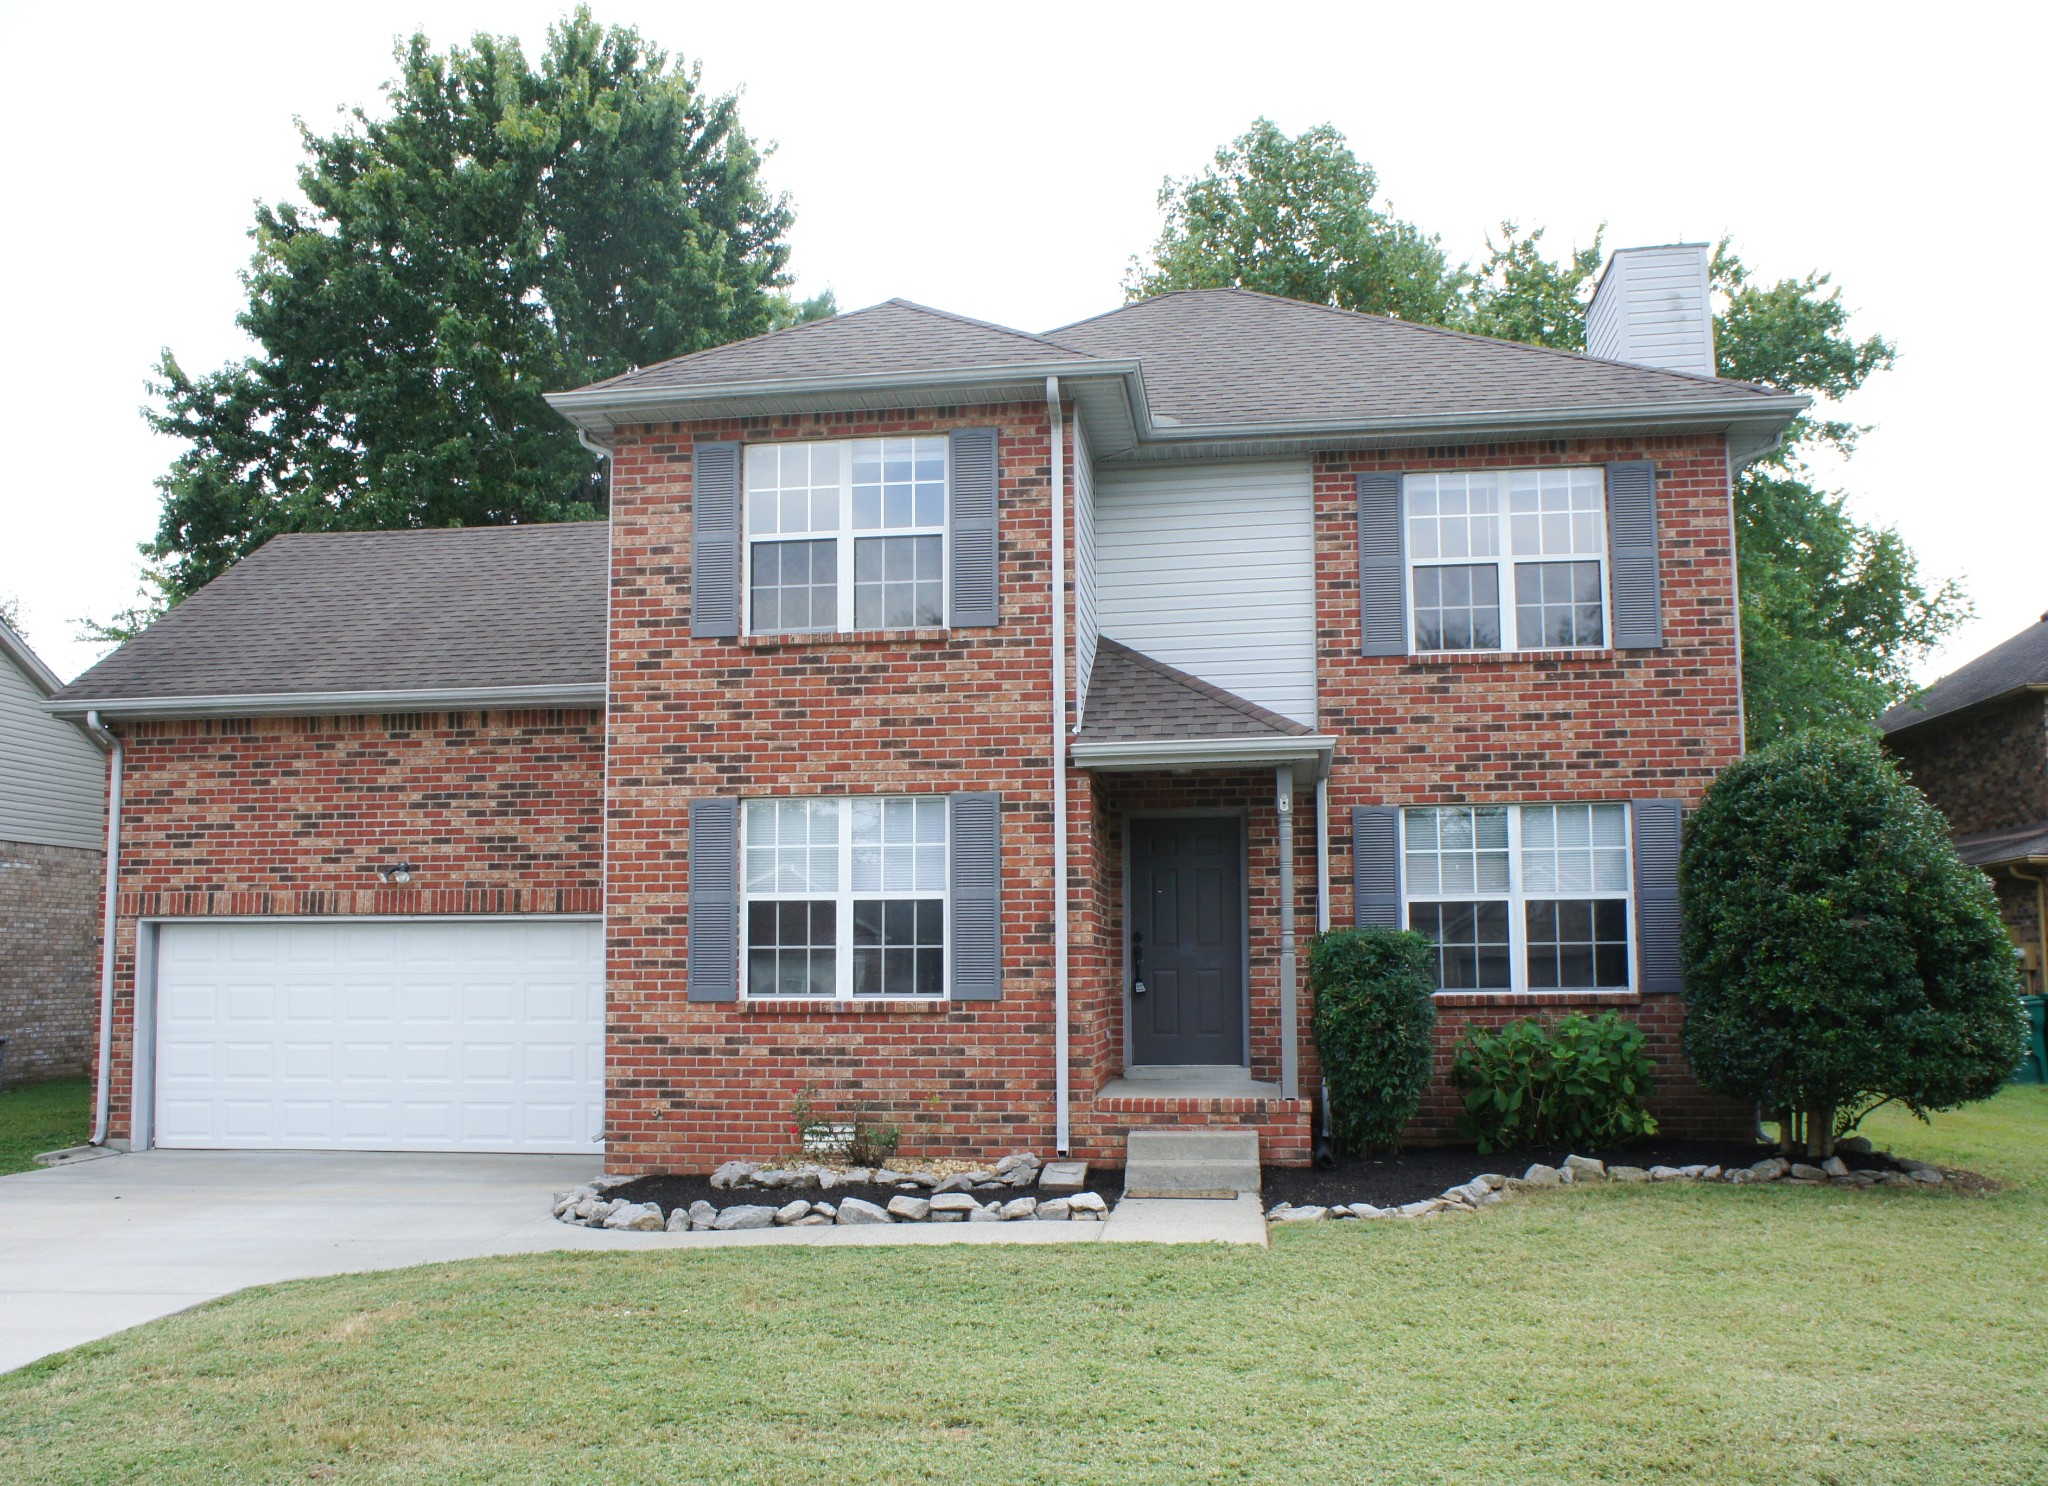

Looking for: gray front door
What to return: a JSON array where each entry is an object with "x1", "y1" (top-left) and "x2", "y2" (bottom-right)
[{"x1": 1128, "y1": 816, "x2": 1245, "y2": 1066}]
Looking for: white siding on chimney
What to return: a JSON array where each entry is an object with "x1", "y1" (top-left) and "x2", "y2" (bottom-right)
[
  {"x1": 0, "y1": 645, "x2": 105, "y2": 852},
  {"x1": 1094, "y1": 458, "x2": 1315, "y2": 727},
  {"x1": 1587, "y1": 244, "x2": 1716, "y2": 378},
  {"x1": 1072, "y1": 412, "x2": 1099, "y2": 717}
]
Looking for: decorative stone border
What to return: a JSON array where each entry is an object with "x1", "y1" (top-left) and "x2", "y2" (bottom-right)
[
  {"x1": 1266, "y1": 1140, "x2": 1949, "y2": 1224},
  {"x1": 554, "y1": 1151, "x2": 1109, "y2": 1231}
]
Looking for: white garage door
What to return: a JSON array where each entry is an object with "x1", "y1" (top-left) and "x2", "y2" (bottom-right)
[{"x1": 155, "y1": 918, "x2": 604, "y2": 1153}]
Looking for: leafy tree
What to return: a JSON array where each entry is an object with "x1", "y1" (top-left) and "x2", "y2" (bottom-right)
[
  {"x1": 1680, "y1": 731, "x2": 2025, "y2": 1158},
  {"x1": 1127, "y1": 125, "x2": 1965, "y2": 740},
  {"x1": 0, "y1": 594, "x2": 22, "y2": 635},
  {"x1": 135, "y1": 7, "x2": 798, "y2": 608},
  {"x1": 1125, "y1": 119, "x2": 1463, "y2": 324}
]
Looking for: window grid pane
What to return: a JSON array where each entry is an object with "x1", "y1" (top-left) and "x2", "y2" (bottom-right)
[
  {"x1": 1508, "y1": 469, "x2": 1605, "y2": 558},
  {"x1": 746, "y1": 899, "x2": 838, "y2": 997},
  {"x1": 853, "y1": 535, "x2": 944, "y2": 630},
  {"x1": 1410, "y1": 900, "x2": 1513, "y2": 990},
  {"x1": 1514, "y1": 560, "x2": 1604, "y2": 648},
  {"x1": 853, "y1": 897, "x2": 945, "y2": 998},
  {"x1": 1406, "y1": 473, "x2": 1500, "y2": 561},
  {"x1": 1520, "y1": 804, "x2": 1629, "y2": 894},
  {"x1": 1412, "y1": 563, "x2": 1501, "y2": 652},
  {"x1": 749, "y1": 539, "x2": 837, "y2": 634},
  {"x1": 851, "y1": 436, "x2": 948, "y2": 531},
  {"x1": 1526, "y1": 898, "x2": 1630, "y2": 989},
  {"x1": 1404, "y1": 807, "x2": 1509, "y2": 896}
]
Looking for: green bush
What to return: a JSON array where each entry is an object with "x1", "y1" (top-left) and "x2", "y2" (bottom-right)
[
  {"x1": 1451, "y1": 1011, "x2": 1659, "y2": 1154},
  {"x1": 1681, "y1": 730, "x2": 2026, "y2": 1158},
  {"x1": 1309, "y1": 928, "x2": 1437, "y2": 1154}
]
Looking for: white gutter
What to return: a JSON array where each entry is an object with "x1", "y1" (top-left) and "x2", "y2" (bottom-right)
[
  {"x1": 1048, "y1": 376, "x2": 1071, "y2": 1156},
  {"x1": 81, "y1": 711, "x2": 122, "y2": 1147},
  {"x1": 46, "y1": 682, "x2": 605, "y2": 722},
  {"x1": 1069, "y1": 734, "x2": 1337, "y2": 777}
]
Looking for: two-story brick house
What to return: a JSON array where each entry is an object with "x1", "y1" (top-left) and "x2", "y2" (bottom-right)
[
  {"x1": 50, "y1": 244, "x2": 1806, "y2": 1168},
  {"x1": 1882, "y1": 614, "x2": 2048, "y2": 997}
]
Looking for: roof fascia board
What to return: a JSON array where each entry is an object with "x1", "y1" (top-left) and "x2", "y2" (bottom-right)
[
  {"x1": 1069, "y1": 734, "x2": 1336, "y2": 772},
  {"x1": 1882, "y1": 682, "x2": 2048, "y2": 742},
  {"x1": 0, "y1": 619, "x2": 63, "y2": 697},
  {"x1": 1125, "y1": 395, "x2": 1811, "y2": 448},
  {"x1": 45, "y1": 682, "x2": 606, "y2": 722}
]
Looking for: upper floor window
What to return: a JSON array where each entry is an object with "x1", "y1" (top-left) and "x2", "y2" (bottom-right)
[
  {"x1": 746, "y1": 438, "x2": 948, "y2": 634},
  {"x1": 1406, "y1": 469, "x2": 1608, "y2": 653},
  {"x1": 1403, "y1": 803, "x2": 1633, "y2": 994}
]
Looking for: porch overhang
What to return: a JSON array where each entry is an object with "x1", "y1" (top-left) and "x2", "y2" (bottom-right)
[{"x1": 1067, "y1": 733, "x2": 1335, "y2": 784}]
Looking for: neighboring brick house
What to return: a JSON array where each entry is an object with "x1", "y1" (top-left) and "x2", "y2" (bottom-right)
[
  {"x1": 1, "y1": 618, "x2": 107, "y2": 1083},
  {"x1": 49, "y1": 243, "x2": 1807, "y2": 1167},
  {"x1": 1881, "y1": 614, "x2": 2048, "y2": 997}
]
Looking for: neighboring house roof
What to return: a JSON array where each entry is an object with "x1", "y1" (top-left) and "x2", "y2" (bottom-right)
[
  {"x1": 1046, "y1": 288, "x2": 1783, "y2": 429},
  {"x1": 1881, "y1": 612, "x2": 2048, "y2": 738},
  {"x1": 47, "y1": 524, "x2": 609, "y2": 719},
  {"x1": 1954, "y1": 819, "x2": 2048, "y2": 870},
  {"x1": 548, "y1": 289, "x2": 1809, "y2": 465},
  {"x1": 0, "y1": 617, "x2": 108, "y2": 851}
]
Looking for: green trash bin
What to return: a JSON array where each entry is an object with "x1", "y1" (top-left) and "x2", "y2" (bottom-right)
[{"x1": 2015, "y1": 997, "x2": 2047, "y2": 1085}]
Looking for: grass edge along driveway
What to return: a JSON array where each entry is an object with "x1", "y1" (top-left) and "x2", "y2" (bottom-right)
[
  {"x1": 2, "y1": 1087, "x2": 2044, "y2": 1485},
  {"x1": 0, "y1": 1077, "x2": 88, "y2": 1177}
]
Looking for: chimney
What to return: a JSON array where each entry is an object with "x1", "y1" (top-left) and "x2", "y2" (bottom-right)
[{"x1": 1586, "y1": 243, "x2": 1715, "y2": 378}]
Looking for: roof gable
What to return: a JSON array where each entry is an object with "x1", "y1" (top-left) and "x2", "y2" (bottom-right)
[
  {"x1": 580, "y1": 299, "x2": 1095, "y2": 395},
  {"x1": 1077, "y1": 638, "x2": 1313, "y2": 745},
  {"x1": 1048, "y1": 288, "x2": 1789, "y2": 429},
  {"x1": 1882, "y1": 612, "x2": 2048, "y2": 735}
]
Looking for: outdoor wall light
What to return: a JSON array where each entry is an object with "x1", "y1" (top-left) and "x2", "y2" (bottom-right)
[{"x1": 375, "y1": 861, "x2": 418, "y2": 885}]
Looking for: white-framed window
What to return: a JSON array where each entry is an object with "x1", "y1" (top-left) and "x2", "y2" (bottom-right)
[
  {"x1": 745, "y1": 438, "x2": 948, "y2": 634},
  {"x1": 1406, "y1": 468, "x2": 1609, "y2": 653},
  {"x1": 742, "y1": 797, "x2": 948, "y2": 999},
  {"x1": 1402, "y1": 803, "x2": 1633, "y2": 993}
]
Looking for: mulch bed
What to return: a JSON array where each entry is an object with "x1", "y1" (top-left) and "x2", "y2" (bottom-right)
[
  {"x1": 1261, "y1": 1139, "x2": 1911, "y2": 1211},
  {"x1": 605, "y1": 1165, "x2": 1126, "y2": 1217}
]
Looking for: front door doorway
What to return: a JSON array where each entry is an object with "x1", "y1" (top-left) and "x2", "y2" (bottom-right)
[{"x1": 1127, "y1": 815, "x2": 1246, "y2": 1066}]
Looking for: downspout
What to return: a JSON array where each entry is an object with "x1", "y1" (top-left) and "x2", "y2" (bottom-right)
[
  {"x1": 82, "y1": 710, "x2": 122, "y2": 1147},
  {"x1": 582, "y1": 424, "x2": 616, "y2": 1158},
  {"x1": 1048, "y1": 377, "x2": 1071, "y2": 1155},
  {"x1": 1277, "y1": 768, "x2": 1298, "y2": 1099}
]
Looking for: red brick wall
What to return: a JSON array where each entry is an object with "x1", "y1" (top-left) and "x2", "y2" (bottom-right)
[
  {"x1": 602, "y1": 403, "x2": 1068, "y2": 1171},
  {"x1": 99, "y1": 710, "x2": 603, "y2": 1141},
  {"x1": 1310, "y1": 436, "x2": 1753, "y2": 1140}
]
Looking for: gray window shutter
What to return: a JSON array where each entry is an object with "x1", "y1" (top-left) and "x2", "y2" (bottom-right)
[
  {"x1": 1357, "y1": 471, "x2": 1406, "y2": 656},
  {"x1": 1605, "y1": 461, "x2": 1662, "y2": 649},
  {"x1": 949, "y1": 791, "x2": 1002, "y2": 999},
  {"x1": 1352, "y1": 806, "x2": 1402, "y2": 928},
  {"x1": 687, "y1": 797, "x2": 739, "y2": 1002},
  {"x1": 1632, "y1": 798, "x2": 1683, "y2": 993},
  {"x1": 692, "y1": 441, "x2": 742, "y2": 638},
  {"x1": 949, "y1": 428, "x2": 999, "y2": 627}
]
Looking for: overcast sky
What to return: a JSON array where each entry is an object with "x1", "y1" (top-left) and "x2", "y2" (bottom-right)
[{"x1": 2, "y1": 1, "x2": 2041, "y2": 683}]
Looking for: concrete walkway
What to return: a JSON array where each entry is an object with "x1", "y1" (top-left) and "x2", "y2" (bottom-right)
[{"x1": 0, "y1": 1150, "x2": 1264, "y2": 1374}]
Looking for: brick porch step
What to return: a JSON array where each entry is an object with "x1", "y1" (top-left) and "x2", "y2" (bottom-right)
[{"x1": 1123, "y1": 1129, "x2": 1262, "y2": 1199}]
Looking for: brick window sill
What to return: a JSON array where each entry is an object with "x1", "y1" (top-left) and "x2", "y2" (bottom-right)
[
  {"x1": 1432, "y1": 990, "x2": 1641, "y2": 1009},
  {"x1": 735, "y1": 998, "x2": 955, "y2": 1015},
  {"x1": 736, "y1": 628, "x2": 954, "y2": 651},
  {"x1": 1406, "y1": 648, "x2": 1620, "y2": 668}
]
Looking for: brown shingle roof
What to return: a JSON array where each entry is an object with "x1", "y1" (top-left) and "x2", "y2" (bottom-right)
[
  {"x1": 1954, "y1": 819, "x2": 2048, "y2": 868},
  {"x1": 1077, "y1": 638, "x2": 1312, "y2": 745},
  {"x1": 1881, "y1": 612, "x2": 2048, "y2": 736}
]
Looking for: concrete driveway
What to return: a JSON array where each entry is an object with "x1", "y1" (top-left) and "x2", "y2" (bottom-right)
[{"x1": 0, "y1": 1150, "x2": 1262, "y2": 1373}]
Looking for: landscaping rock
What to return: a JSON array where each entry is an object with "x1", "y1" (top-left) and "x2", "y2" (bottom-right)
[
  {"x1": 1820, "y1": 1156, "x2": 1850, "y2": 1177},
  {"x1": 999, "y1": 1197, "x2": 1039, "y2": 1220},
  {"x1": 592, "y1": 1174, "x2": 636, "y2": 1192},
  {"x1": 687, "y1": 1199, "x2": 717, "y2": 1231},
  {"x1": 1562, "y1": 1155, "x2": 1607, "y2": 1181},
  {"x1": 835, "y1": 1198, "x2": 890, "y2": 1225},
  {"x1": 886, "y1": 1195, "x2": 932, "y2": 1221},
  {"x1": 1679, "y1": 1164, "x2": 1710, "y2": 1179},
  {"x1": 553, "y1": 1186, "x2": 596, "y2": 1216},
  {"x1": 1648, "y1": 1166, "x2": 1686, "y2": 1182},
  {"x1": 1446, "y1": 1179, "x2": 1492, "y2": 1205},
  {"x1": 841, "y1": 1168, "x2": 873, "y2": 1186},
  {"x1": 1789, "y1": 1163, "x2": 1828, "y2": 1181},
  {"x1": 709, "y1": 1161, "x2": 759, "y2": 1190},
  {"x1": 875, "y1": 1168, "x2": 912, "y2": 1186},
  {"x1": 1348, "y1": 1203, "x2": 1388, "y2": 1218},
  {"x1": 994, "y1": 1152, "x2": 1040, "y2": 1176},
  {"x1": 1475, "y1": 1173, "x2": 1507, "y2": 1190},
  {"x1": 1748, "y1": 1158, "x2": 1789, "y2": 1181},
  {"x1": 1724, "y1": 1168, "x2": 1754, "y2": 1184},
  {"x1": 1272, "y1": 1205, "x2": 1328, "y2": 1222},
  {"x1": 812, "y1": 1202, "x2": 836, "y2": 1219},
  {"x1": 793, "y1": 1214, "x2": 833, "y2": 1226},
  {"x1": 929, "y1": 1192, "x2": 979, "y2": 1214},
  {"x1": 1521, "y1": 1163, "x2": 1562, "y2": 1186},
  {"x1": 967, "y1": 1204, "x2": 1002, "y2": 1222},
  {"x1": 1037, "y1": 1161, "x2": 1089, "y2": 1193},
  {"x1": 666, "y1": 1207, "x2": 692, "y2": 1232},
  {"x1": 713, "y1": 1204, "x2": 777, "y2": 1231},
  {"x1": 933, "y1": 1174, "x2": 976, "y2": 1194},
  {"x1": 1068, "y1": 1191, "x2": 1108, "y2": 1214},
  {"x1": 773, "y1": 1200, "x2": 812, "y2": 1225},
  {"x1": 1700, "y1": 1166, "x2": 1723, "y2": 1181},
  {"x1": 932, "y1": 1212, "x2": 964, "y2": 1222},
  {"x1": 1396, "y1": 1200, "x2": 1440, "y2": 1218},
  {"x1": 1909, "y1": 1167, "x2": 1944, "y2": 1185},
  {"x1": 603, "y1": 1202, "x2": 666, "y2": 1232},
  {"x1": 1607, "y1": 1166, "x2": 1649, "y2": 1183},
  {"x1": 1035, "y1": 1198, "x2": 1073, "y2": 1221},
  {"x1": 1838, "y1": 1135, "x2": 1873, "y2": 1155}
]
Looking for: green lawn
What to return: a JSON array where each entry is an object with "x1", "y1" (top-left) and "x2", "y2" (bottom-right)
[
  {"x1": 0, "y1": 1077, "x2": 88, "y2": 1177},
  {"x1": 4, "y1": 1088, "x2": 2045, "y2": 1485}
]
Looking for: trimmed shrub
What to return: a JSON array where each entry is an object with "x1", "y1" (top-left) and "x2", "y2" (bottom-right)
[
  {"x1": 1310, "y1": 928, "x2": 1437, "y2": 1154},
  {"x1": 1452, "y1": 1011, "x2": 1659, "y2": 1153},
  {"x1": 1681, "y1": 730, "x2": 2026, "y2": 1158}
]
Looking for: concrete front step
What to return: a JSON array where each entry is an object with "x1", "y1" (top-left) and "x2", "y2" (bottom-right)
[{"x1": 1123, "y1": 1129, "x2": 1261, "y2": 1199}]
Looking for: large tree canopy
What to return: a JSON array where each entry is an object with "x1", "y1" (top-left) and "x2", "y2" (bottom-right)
[
  {"x1": 139, "y1": 8, "x2": 805, "y2": 608},
  {"x1": 1129, "y1": 123, "x2": 1966, "y2": 742}
]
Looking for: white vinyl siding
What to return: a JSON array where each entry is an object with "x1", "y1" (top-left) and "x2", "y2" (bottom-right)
[
  {"x1": 1094, "y1": 458, "x2": 1316, "y2": 727},
  {"x1": 1586, "y1": 244, "x2": 1716, "y2": 377},
  {"x1": 0, "y1": 648, "x2": 105, "y2": 852},
  {"x1": 153, "y1": 918, "x2": 604, "y2": 1153},
  {"x1": 1072, "y1": 414, "x2": 1099, "y2": 714}
]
